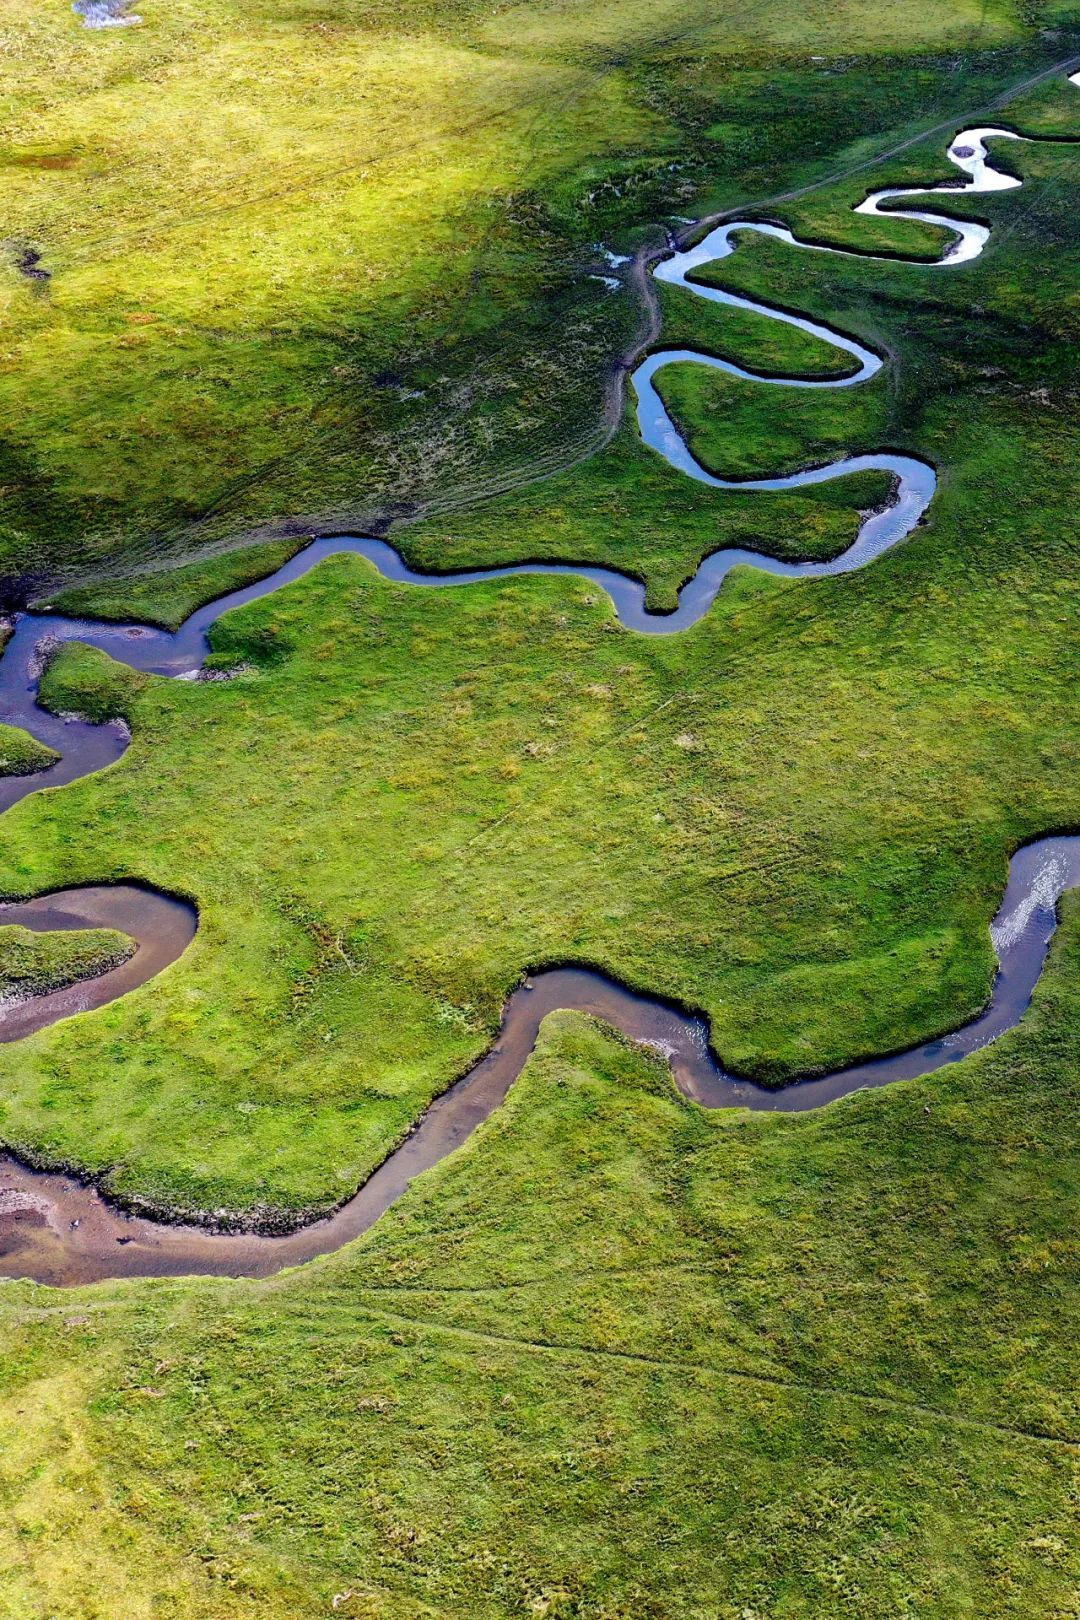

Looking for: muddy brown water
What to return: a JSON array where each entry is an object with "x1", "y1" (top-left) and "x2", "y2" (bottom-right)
[
  {"x1": 0, "y1": 885, "x2": 195, "y2": 1045},
  {"x1": 0, "y1": 92, "x2": 1077, "y2": 1285}
]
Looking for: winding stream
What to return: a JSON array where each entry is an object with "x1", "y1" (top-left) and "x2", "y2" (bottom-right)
[
  {"x1": 632, "y1": 120, "x2": 1033, "y2": 562},
  {"x1": 0, "y1": 114, "x2": 1042, "y2": 812},
  {"x1": 0, "y1": 91, "x2": 1074, "y2": 1284},
  {"x1": 1, "y1": 834, "x2": 1078, "y2": 1286},
  {"x1": 0, "y1": 885, "x2": 195, "y2": 1045}
]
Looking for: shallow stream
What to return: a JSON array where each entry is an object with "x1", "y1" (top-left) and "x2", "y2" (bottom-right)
[{"x1": 0, "y1": 95, "x2": 1075, "y2": 1283}]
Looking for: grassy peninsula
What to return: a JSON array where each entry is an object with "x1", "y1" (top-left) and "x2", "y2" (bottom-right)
[
  {"x1": 0, "y1": 6, "x2": 1076, "y2": 1615},
  {"x1": 0, "y1": 924, "x2": 134, "y2": 1002}
]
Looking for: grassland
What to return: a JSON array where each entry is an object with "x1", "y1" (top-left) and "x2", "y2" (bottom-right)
[
  {"x1": 49, "y1": 539, "x2": 309, "y2": 632},
  {"x1": 0, "y1": 86, "x2": 1072, "y2": 1225},
  {"x1": 0, "y1": 94, "x2": 1075, "y2": 1227},
  {"x1": 0, "y1": 924, "x2": 134, "y2": 1001},
  {"x1": 1, "y1": 0, "x2": 1077, "y2": 596},
  {"x1": 0, "y1": 901, "x2": 1076, "y2": 1615},
  {"x1": 0, "y1": 724, "x2": 56, "y2": 778},
  {"x1": 0, "y1": 9, "x2": 1078, "y2": 1615}
]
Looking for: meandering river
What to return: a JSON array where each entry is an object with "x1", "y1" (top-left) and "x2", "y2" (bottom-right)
[{"x1": 0, "y1": 92, "x2": 1075, "y2": 1284}]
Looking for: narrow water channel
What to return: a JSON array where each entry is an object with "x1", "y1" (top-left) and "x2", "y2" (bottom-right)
[{"x1": 0, "y1": 91, "x2": 1074, "y2": 1285}]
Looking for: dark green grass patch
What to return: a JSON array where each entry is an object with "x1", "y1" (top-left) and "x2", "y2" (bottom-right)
[
  {"x1": 0, "y1": 925, "x2": 134, "y2": 1001},
  {"x1": 39, "y1": 643, "x2": 148, "y2": 727},
  {"x1": 47, "y1": 539, "x2": 311, "y2": 633}
]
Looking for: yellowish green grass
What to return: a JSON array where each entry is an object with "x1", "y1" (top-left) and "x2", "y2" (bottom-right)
[
  {"x1": 1, "y1": 0, "x2": 1073, "y2": 592},
  {"x1": 0, "y1": 901, "x2": 1076, "y2": 1615}
]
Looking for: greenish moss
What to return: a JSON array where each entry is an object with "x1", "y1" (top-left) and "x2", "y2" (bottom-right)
[
  {"x1": 0, "y1": 924, "x2": 135, "y2": 1001},
  {"x1": 0, "y1": 723, "x2": 58, "y2": 778}
]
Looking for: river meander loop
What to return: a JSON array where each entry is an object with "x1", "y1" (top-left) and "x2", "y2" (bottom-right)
[{"x1": 0, "y1": 88, "x2": 1075, "y2": 1283}]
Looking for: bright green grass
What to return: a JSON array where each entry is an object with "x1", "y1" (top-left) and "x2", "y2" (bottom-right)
[
  {"x1": 0, "y1": 0, "x2": 1074, "y2": 591},
  {"x1": 0, "y1": 116, "x2": 1074, "y2": 1221},
  {"x1": 0, "y1": 924, "x2": 134, "y2": 1001},
  {"x1": 48, "y1": 538, "x2": 310, "y2": 632},
  {"x1": 0, "y1": 896, "x2": 1076, "y2": 1615},
  {"x1": 0, "y1": 723, "x2": 57, "y2": 778}
]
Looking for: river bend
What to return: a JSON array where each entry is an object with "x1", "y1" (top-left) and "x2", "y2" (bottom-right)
[{"x1": 0, "y1": 84, "x2": 1075, "y2": 1283}]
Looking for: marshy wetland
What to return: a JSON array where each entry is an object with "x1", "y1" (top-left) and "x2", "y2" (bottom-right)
[
  {"x1": 0, "y1": 6, "x2": 1078, "y2": 1616},
  {"x1": 0, "y1": 89, "x2": 1077, "y2": 1279}
]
